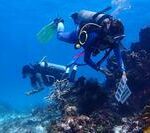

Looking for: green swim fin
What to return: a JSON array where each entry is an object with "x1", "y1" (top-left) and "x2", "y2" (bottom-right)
[{"x1": 37, "y1": 21, "x2": 56, "y2": 43}]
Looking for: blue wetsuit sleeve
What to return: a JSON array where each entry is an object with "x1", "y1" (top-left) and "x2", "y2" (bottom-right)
[
  {"x1": 57, "y1": 31, "x2": 78, "y2": 44},
  {"x1": 113, "y1": 44, "x2": 125, "y2": 72},
  {"x1": 57, "y1": 22, "x2": 78, "y2": 44}
]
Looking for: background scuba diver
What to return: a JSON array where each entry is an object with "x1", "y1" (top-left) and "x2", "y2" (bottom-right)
[
  {"x1": 22, "y1": 60, "x2": 78, "y2": 96},
  {"x1": 55, "y1": 8, "x2": 127, "y2": 82}
]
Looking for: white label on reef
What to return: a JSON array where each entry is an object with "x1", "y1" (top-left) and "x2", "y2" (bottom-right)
[{"x1": 115, "y1": 79, "x2": 131, "y2": 104}]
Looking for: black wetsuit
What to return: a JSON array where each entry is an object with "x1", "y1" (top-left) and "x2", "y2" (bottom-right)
[{"x1": 30, "y1": 64, "x2": 65, "y2": 89}]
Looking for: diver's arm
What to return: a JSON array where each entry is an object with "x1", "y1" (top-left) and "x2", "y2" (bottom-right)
[
  {"x1": 25, "y1": 77, "x2": 43, "y2": 96},
  {"x1": 113, "y1": 44, "x2": 125, "y2": 73},
  {"x1": 28, "y1": 73, "x2": 44, "y2": 95},
  {"x1": 113, "y1": 45, "x2": 127, "y2": 82},
  {"x1": 36, "y1": 73, "x2": 45, "y2": 90},
  {"x1": 57, "y1": 22, "x2": 78, "y2": 44}
]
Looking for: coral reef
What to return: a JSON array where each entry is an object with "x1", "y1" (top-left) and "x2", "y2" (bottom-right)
[
  {"x1": 46, "y1": 77, "x2": 108, "y2": 115},
  {"x1": 106, "y1": 26, "x2": 150, "y2": 112},
  {"x1": 0, "y1": 26, "x2": 150, "y2": 133},
  {"x1": 138, "y1": 103, "x2": 150, "y2": 132},
  {"x1": 46, "y1": 78, "x2": 121, "y2": 132},
  {"x1": 131, "y1": 26, "x2": 150, "y2": 51}
]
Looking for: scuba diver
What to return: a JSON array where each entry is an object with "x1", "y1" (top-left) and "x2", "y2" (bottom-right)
[
  {"x1": 22, "y1": 58, "x2": 78, "y2": 96},
  {"x1": 54, "y1": 7, "x2": 127, "y2": 82},
  {"x1": 36, "y1": 7, "x2": 131, "y2": 104}
]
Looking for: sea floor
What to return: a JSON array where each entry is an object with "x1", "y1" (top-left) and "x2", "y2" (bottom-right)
[{"x1": 0, "y1": 112, "x2": 49, "y2": 133}]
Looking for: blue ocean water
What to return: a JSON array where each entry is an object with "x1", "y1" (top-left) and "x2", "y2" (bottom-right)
[{"x1": 0, "y1": 0, "x2": 150, "y2": 111}]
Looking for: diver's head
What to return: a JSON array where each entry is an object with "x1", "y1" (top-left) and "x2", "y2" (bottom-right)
[
  {"x1": 71, "y1": 12, "x2": 80, "y2": 25},
  {"x1": 22, "y1": 65, "x2": 34, "y2": 78}
]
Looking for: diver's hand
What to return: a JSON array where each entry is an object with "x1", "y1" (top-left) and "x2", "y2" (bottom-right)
[
  {"x1": 54, "y1": 18, "x2": 64, "y2": 26},
  {"x1": 25, "y1": 89, "x2": 40, "y2": 96},
  {"x1": 122, "y1": 71, "x2": 127, "y2": 83}
]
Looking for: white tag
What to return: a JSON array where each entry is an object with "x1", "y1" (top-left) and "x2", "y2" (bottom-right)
[{"x1": 115, "y1": 79, "x2": 131, "y2": 104}]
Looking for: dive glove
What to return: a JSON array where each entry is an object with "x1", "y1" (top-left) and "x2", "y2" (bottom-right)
[{"x1": 121, "y1": 71, "x2": 127, "y2": 83}]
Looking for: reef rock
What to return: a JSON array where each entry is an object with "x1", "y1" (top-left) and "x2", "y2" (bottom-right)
[
  {"x1": 106, "y1": 26, "x2": 150, "y2": 112},
  {"x1": 131, "y1": 26, "x2": 150, "y2": 51}
]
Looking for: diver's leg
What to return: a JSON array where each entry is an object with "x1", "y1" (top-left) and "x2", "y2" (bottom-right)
[
  {"x1": 26, "y1": 73, "x2": 45, "y2": 96},
  {"x1": 84, "y1": 48, "x2": 112, "y2": 76},
  {"x1": 69, "y1": 65, "x2": 78, "y2": 82},
  {"x1": 61, "y1": 67, "x2": 70, "y2": 80},
  {"x1": 25, "y1": 88, "x2": 44, "y2": 96},
  {"x1": 84, "y1": 49, "x2": 99, "y2": 71}
]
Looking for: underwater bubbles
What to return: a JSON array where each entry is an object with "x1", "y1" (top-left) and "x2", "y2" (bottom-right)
[{"x1": 111, "y1": 0, "x2": 131, "y2": 16}]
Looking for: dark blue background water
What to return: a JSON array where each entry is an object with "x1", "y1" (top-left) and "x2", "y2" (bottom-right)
[{"x1": 0, "y1": 0, "x2": 150, "y2": 111}]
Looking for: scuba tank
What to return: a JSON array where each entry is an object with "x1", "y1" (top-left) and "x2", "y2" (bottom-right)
[
  {"x1": 75, "y1": 6, "x2": 112, "y2": 24},
  {"x1": 77, "y1": 10, "x2": 105, "y2": 24},
  {"x1": 74, "y1": 7, "x2": 113, "y2": 49}
]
